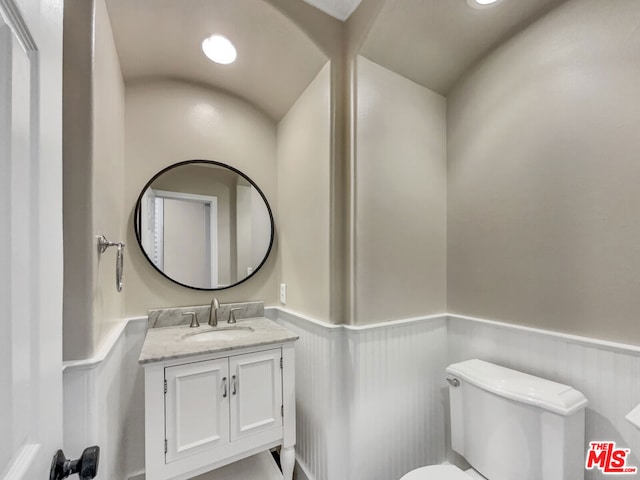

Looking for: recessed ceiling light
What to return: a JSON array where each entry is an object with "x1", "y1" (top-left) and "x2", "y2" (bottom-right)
[
  {"x1": 466, "y1": 0, "x2": 500, "y2": 8},
  {"x1": 202, "y1": 35, "x2": 237, "y2": 65}
]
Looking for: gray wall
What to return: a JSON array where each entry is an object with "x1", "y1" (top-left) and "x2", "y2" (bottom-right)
[
  {"x1": 62, "y1": 0, "x2": 338, "y2": 361},
  {"x1": 63, "y1": 0, "x2": 125, "y2": 360},
  {"x1": 447, "y1": 0, "x2": 640, "y2": 344},
  {"x1": 354, "y1": 56, "x2": 447, "y2": 325},
  {"x1": 92, "y1": 0, "x2": 126, "y2": 353},
  {"x1": 251, "y1": 186, "x2": 272, "y2": 269},
  {"x1": 124, "y1": 79, "x2": 278, "y2": 317},
  {"x1": 277, "y1": 62, "x2": 332, "y2": 322}
]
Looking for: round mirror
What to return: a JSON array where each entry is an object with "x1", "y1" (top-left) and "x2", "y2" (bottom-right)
[{"x1": 134, "y1": 160, "x2": 274, "y2": 290}]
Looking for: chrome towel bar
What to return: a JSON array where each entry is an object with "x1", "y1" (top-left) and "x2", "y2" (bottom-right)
[{"x1": 97, "y1": 235, "x2": 125, "y2": 292}]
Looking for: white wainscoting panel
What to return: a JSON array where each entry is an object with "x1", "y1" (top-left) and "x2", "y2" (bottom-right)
[
  {"x1": 448, "y1": 315, "x2": 640, "y2": 479},
  {"x1": 63, "y1": 309, "x2": 640, "y2": 480},
  {"x1": 274, "y1": 309, "x2": 347, "y2": 480},
  {"x1": 63, "y1": 317, "x2": 147, "y2": 480},
  {"x1": 274, "y1": 308, "x2": 449, "y2": 480},
  {"x1": 344, "y1": 319, "x2": 448, "y2": 480}
]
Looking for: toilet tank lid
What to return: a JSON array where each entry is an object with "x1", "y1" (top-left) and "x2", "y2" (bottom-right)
[{"x1": 446, "y1": 359, "x2": 588, "y2": 416}]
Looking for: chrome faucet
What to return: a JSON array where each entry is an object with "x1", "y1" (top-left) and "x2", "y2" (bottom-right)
[
  {"x1": 209, "y1": 297, "x2": 220, "y2": 327},
  {"x1": 182, "y1": 311, "x2": 199, "y2": 328},
  {"x1": 228, "y1": 308, "x2": 242, "y2": 324}
]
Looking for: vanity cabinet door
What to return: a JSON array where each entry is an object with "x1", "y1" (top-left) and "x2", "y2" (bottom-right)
[
  {"x1": 165, "y1": 358, "x2": 230, "y2": 463},
  {"x1": 229, "y1": 349, "x2": 283, "y2": 441}
]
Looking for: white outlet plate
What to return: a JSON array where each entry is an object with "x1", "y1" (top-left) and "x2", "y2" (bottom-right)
[{"x1": 280, "y1": 283, "x2": 287, "y2": 304}]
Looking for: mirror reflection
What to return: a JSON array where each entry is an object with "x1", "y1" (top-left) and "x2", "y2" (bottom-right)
[{"x1": 135, "y1": 161, "x2": 273, "y2": 290}]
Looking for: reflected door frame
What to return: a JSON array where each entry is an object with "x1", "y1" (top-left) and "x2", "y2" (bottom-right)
[{"x1": 153, "y1": 189, "x2": 219, "y2": 288}]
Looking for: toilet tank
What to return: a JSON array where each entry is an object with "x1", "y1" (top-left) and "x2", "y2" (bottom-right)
[{"x1": 446, "y1": 360, "x2": 588, "y2": 480}]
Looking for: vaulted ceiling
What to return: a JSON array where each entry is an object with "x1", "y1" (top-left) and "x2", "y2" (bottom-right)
[
  {"x1": 359, "y1": 0, "x2": 568, "y2": 95},
  {"x1": 105, "y1": 0, "x2": 328, "y2": 120},
  {"x1": 105, "y1": 0, "x2": 570, "y2": 122}
]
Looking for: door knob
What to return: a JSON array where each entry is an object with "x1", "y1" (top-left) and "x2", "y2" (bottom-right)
[{"x1": 49, "y1": 446, "x2": 100, "y2": 480}]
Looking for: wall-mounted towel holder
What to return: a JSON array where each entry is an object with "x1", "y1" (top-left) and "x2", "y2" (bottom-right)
[{"x1": 97, "y1": 235, "x2": 125, "y2": 292}]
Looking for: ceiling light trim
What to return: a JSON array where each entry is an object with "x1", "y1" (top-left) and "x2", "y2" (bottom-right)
[
  {"x1": 202, "y1": 34, "x2": 237, "y2": 65},
  {"x1": 466, "y1": 0, "x2": 501, "y2": 9}
]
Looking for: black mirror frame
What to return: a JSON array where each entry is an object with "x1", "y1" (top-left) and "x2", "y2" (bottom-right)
[{"x1": 134, "y1": 159, "x2": 275, "y2": 291}]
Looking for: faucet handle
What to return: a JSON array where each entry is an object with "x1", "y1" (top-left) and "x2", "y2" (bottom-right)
[
  {"x1": 228, "y1": 308, "x2": 243, "y2": 324},
  {"x1": 182, "y1": 311, "x2": 199, "y2": 328}
]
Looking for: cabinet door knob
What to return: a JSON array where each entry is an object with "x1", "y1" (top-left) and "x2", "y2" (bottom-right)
[
  {"x1": 232, "y1": 375, "x2": 237, "y2": 395},
  {"x1": 222, "y1": 377, "x2": 228, "y2": 398}
]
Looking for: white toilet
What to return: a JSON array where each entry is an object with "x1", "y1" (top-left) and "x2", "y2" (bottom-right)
[{"x1": 401, "y1": 359, "x2": 588, "y2": 480}]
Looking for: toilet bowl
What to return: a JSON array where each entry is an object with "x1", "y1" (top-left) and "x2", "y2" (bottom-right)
[
  {"x1": 400, "y1": 465, "x2": 486, "y2": 480},
  {"x1": 400, "y1": 359, "x2": 588, "y2": 480}
]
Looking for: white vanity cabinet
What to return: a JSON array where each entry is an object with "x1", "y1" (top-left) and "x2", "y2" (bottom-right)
[
  {"x1": 228, "y1": 350, "x2": 283, "y2": 441},
  {"x1": 164, "y1": 357, "x2": 231, "y2": 463},
  {"x1": 143, "y1": 343, "x2": 296, "y2": 480}
]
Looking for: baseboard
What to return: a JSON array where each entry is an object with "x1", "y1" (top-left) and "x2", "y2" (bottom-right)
[
  {"x1": 294, "y1": 457, "x2": 313, "y2": 480},
  {"x1": 128, "y1": 472, "x2": 145, "y2": 480}
]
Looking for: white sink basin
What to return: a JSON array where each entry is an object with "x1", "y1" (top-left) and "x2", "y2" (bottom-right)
[{"x1": 183, "y1": 327, "x2": 255, "y2": 343}]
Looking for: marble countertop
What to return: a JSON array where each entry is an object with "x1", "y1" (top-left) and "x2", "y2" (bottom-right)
[{"x1": 139, "y1": 317, "x2": 299, "y2": 365}]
